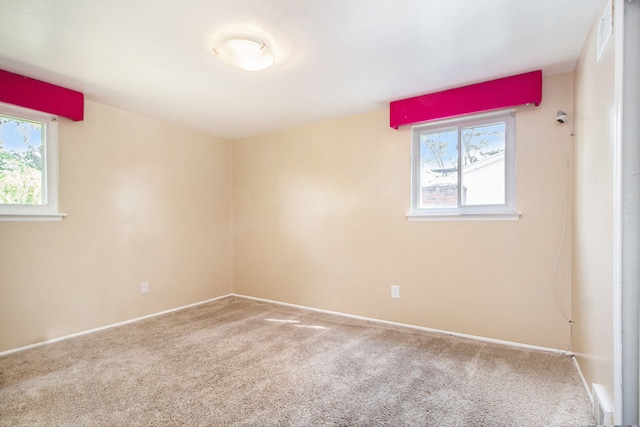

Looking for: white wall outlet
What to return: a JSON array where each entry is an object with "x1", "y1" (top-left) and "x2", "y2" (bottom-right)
[
  {"x1": 140, "y1": 281, "x2": 149, "y2": 294},
  {"x1": 391, "y1": 285, "x2": 400, "y2": 299}
]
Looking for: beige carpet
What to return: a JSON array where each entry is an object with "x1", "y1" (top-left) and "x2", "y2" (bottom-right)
[{"x1": 0, "y1": 296, "x2": 594, "y2": 426}]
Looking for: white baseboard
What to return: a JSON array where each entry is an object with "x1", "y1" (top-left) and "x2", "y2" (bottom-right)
[
  {"x1": 232, "y1": 293, "x2": 572, "y2": 355},
  {"x1": 1, "y1": 292, "x2": 572, "y2": 359},
  {"x1": 0, "y1": 294, "x2": 233, "y2": 358},
  {"x1": 572, "y1": 355, "x2": 593, "y2": 403}
]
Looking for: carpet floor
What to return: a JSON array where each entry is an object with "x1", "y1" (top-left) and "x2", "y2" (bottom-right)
[{"x1": 0, "y1": 296, "x2": 595, "y2": 426}]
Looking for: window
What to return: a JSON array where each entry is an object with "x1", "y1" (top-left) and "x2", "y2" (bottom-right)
[
  {"x1": 408, "y1": 109, "x2": 518, "y2": 220},
  {"x1": 0, "y1": 102, "x2": 64, "y2": 221}
]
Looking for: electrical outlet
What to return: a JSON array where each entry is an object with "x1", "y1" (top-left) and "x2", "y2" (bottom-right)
[
  {"x1": 391, "y1": 285, "x2": 400, "y2": 299},
  {"x1": 140, "y1": 281, "x2": 149, "y2": 294}
]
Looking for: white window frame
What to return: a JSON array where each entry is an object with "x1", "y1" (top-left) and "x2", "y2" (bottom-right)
[
  {"x1": 407, "y1": 109, "x2": 520, "y2": 221},
  {"x1": 0, "y1": 102, "x2": 65, "y2": 221}
]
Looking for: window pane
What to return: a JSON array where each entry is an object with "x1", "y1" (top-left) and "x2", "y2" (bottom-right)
[
  {"x1": 460, "y1": 122, "x2": 506, "y2": 206},
  {"x1": 419, "y1": 129, "x2": 458, "y2": 208},
  {"x1": 0, "y1": 116, "x2": 45, "y2": 205}
]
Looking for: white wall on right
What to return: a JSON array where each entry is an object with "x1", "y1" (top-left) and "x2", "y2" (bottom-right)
[{"x1": 572, "y1": 0, "x2": 616, "y2": 410}]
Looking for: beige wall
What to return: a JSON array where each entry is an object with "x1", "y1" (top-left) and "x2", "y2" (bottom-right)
[
  {"x1": 572, "y1": 1, "x2": 616, "y2": 405},
  {"x1": 0, "y1": 71, "x2": 595, "y2": 357},
  {"x1": 233, "y1": 73, "x2": 575, "y2": 349},
  {"x1": 0, "y1": 101, "x2": 233, "y2": 352}
]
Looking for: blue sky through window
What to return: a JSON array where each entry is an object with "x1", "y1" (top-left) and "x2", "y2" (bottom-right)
[
  {"x1": 420, "y1": 122, "x2": 505, "y2": 173},
  {"x1": 0, "y1": 117, "x2": 43, "y2": 153}
]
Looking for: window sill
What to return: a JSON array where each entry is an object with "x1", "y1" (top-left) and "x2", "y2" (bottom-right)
[
  {"x1": 406, "y1": 212, "x2": 521, "y2": 221},
  {"x1": 0, "y1": 212, "x2": 67, "y2": 222}
]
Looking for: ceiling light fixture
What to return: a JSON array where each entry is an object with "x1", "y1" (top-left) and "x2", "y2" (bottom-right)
[{"x1": 212, "y1": 38, "x2": 274, "y2": 71}]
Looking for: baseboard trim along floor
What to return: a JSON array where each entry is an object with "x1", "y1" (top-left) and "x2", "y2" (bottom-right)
[
  {"x1": 2, "y1": 292, "x2": 572, "y2": 358},
  {"x1": 572, "y1": 354, "x2": 593, "y2": 403},
  {"x1": 232, "y1": 293, "x2": 573, "y2": 356},
  {"x1": 0, "y1": 294, "x2": 233, "y2": 357}
]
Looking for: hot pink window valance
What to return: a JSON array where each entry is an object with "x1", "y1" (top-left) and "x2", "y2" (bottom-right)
[
  {"x1": 0, "y1": 69, "x2": 84, "y2": 121},
  {"x1": 390, "y1": 70, "x2": 542, "y2": 129}
]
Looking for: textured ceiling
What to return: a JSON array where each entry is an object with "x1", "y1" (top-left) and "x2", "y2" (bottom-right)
[{"x1": 0, "y1": 0, "x2": 604, "y2": 140}]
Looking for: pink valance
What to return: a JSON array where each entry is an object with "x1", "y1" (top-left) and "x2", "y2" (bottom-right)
[
  {"x1": 390, "y1": 70, "x2": 542, "y2": 129},
  {"x1": 0, "y1": 69, "x2": 84, "y2": 121}
]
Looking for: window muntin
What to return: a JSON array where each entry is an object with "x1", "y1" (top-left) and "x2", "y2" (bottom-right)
[
  {"x1": 411, "y1": 110, "x2": 516, "y2": 217},
  {"x1": 0, "y1": 102, "x2": 62, "y2": 220}
]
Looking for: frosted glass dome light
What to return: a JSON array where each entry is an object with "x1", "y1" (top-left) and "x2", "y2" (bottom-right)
[{"x1": 213, "y1": 38, "x2": 274, "y2": 71}]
